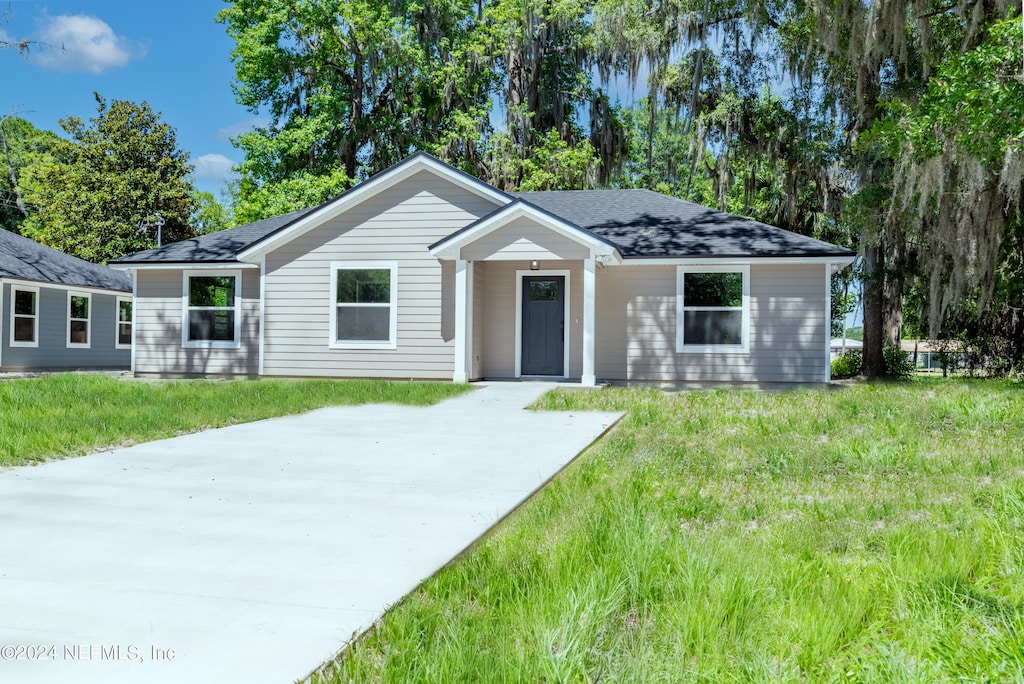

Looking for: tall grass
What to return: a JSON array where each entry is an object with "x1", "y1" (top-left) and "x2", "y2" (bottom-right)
[
  {"x1": 322, "y1": 379, "x2": 1024, "y2": 682},
  {"x1": 0, "y1": 374, "x2": 469, "y2": 467}
]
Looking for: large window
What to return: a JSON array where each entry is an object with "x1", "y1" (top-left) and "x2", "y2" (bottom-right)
[
  {"x1": 676, "y1": 266, "x2": 749, "y2": 352},
  {"x1": 329, "y1": 262, "x2": 397, "y2": 349},
  {"x1": 10, "y1": 286, "x2": 39, "y2": 347},
  {"x1": 182, "y1": 271, "x2": 240, "y2": 348},
  {"x1": 116, "y1": 297, "x2": 133, "y2": 349},
  {"x1": 67, "y1": 292, "x2": 91, "y2": 348}
]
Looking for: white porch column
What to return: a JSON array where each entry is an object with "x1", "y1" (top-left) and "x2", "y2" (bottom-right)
[
  {"x1": 453, "y1": 259, "x2": 473, "y2": 383},
  {"x1": 582, "y1": 257, "x2": 596, "y2": 386}
]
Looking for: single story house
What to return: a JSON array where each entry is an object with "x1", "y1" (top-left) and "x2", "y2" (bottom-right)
[
  {"x1": 830, "y1": 337, "x2": 863, "y2": 360},
  {"x1": 1, "y1": 228, "x2": 132, "y2": 371},
  {"x1": 111, "y1": 153, "x2": 856, "y2": 385}
]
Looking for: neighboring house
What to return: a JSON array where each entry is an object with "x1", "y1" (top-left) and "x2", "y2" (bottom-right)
[
  {"x1": 110, "y1": 153, "x2": 856, "y2": 385},
  {"x1": 830, "y1": 338, "x2": 863, "y2": 360},
  {"x1": 0, "y1": 229, "x2": 132, "y2": 371}
]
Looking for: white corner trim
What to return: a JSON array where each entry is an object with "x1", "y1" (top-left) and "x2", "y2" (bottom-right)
[
  {"x1": 328, "y1": 261, "x2": 399, "y2": 350},
  {"x1": 115, "y1": 295, "x2": 132, "y2": 350},
  {"x1": 675, "y1": 264, "x2": 751, "y2": 354},
  {"x1": 825, "y1": 264, "x2": 833, "y2": 383},
  {"x1": 8, "y1": 283, "x2": 39, "y2": 349},
  {"x1": 582, "y1": 258, "x2": 596, "y2": 386},
  {"x1": 130, "y1": 271, "x2": 137, "y2": 373},
  {"x1": 430, "y1": 202, "x2": 620, "y2": 261},
  {"x1": 238, "y1": 155, "x2": 510, "y2": 263},
  {"x1": 66, "y1": 290, "x2": 92, "y2": 349},
  {"x1": 514, "y1": 269, "x2": 571, "y2": 379},
  {"x1": 181, "y1": 269, "x2": 243, "y2": 350},
  {"x1": 258, "y1": 256, "x2": 266, "y2": 376}
]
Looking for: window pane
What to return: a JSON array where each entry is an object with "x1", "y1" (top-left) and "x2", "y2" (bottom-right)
[
  {"x1": 336, "y1": 305, "x2": 390, "y2": 341},
  {"x1": 189, "y1": 276, "x2": 236, "y2": 307},
  {"x1": 118, "y1": 300, "x2": 133, "y2": 323},
  {"x1": 14, "y1": 289, "x2": 35, "y2": 316},
  {"x1": 14, "y1": 316, "x2": 35, "y2": 342},
  {"x1": 70, "y1": 320, "x2": 88, "y2": 344},
  {"x1": 118, "y1": 323, "x2": 132, "y2": 346},
  {"x1": 683, "y1": 310, "x2": 742, "y2": 345},
  {"x1": 70, "y1": 295, "x2": 89, "y2": 319},
  {"x1": 188, "y1": 309, "x2": 236, "y2": 341},
  {"x1": 336, "y1": 269, "x2": 391, "y2": 304},
  {"x1": 684, "y1": 272, "x2": 743, "y2": 308},
  {"x1": 529, "y1": 281, "x2": 559, "y2": 301}
]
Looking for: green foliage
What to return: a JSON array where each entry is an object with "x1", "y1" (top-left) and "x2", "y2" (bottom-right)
[
  {"x1": 190, "y1": 191, "x2": 233, "y2": 233},
  {"x1": 831, "y1": 350, "x2": 862, "y2": 378},
  {"x1": 884, "y1": 346, "x2": 915, "y2": 380},
  {"x1": 0, "y1": 375, "x2": 470, "y2": 467},
  {"x1": 325, "y1": 382, "x2": 1024, "y2": 681},
  {"x1": 20, "y1": 95, "x2": 196, "y2": 262},
  {"x1": 845, "y1": 327, "x2": 863, "y2": 341},
  {"x1": 487, "y1": 128, "x2": 598, "y2": 191},
  {"x1": 232, "y1": 167, "x2": 349, "y2": 224},
  {"x1": 0, "y1": 116, "x2": 57, "y2": 233}
]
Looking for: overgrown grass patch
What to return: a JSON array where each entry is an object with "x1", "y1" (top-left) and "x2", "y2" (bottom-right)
[
  {"x1": 322, "y1": 379, "x2": 1024, "y2": 682},
  {"x1": 0, "y1": 374, "x2": 469, "y2": 467}
]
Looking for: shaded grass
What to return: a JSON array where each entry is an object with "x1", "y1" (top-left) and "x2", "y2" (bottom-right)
[
  {"x1": 322, "y1": 378, "x2": 1024, "y2": 682},
  {"x1": 0, "y1": 374, "x2": 469, "y2": 467}
]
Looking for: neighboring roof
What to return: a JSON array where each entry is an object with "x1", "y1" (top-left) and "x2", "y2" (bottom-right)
[
  {"x1": 0, "y1": 229, "x2": 132, "y2": 292},
  {"x1": 511, "y1": 189, "x2": 856, "y2": 258},
  {"x1": 110, "y1": 206, "x2": 321, "y2": 264},
  {"x1": 830, "y1": 338, "x2": 863, "y2": 348}
]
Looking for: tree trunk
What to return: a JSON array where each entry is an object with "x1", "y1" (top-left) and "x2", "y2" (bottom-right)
[{"x1": 862, "y1": 241, "x2": 886, "y2": 378}]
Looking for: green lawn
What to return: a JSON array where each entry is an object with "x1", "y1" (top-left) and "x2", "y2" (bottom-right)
[
  {"x1": 321, "y1": 379, "x2": 1024, "y2": 682},
  {"x1": 0, "y1": 374, "x2": 469, "y2": 467}
]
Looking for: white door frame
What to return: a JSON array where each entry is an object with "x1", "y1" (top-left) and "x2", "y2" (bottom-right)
[{"x1": 515, "y1": 269, "x2": 571, "y2": 379}]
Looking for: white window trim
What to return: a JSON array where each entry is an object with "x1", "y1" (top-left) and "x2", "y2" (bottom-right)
[
  {"x1": 328, "y1": 261, "x2": 398, "y2": 350},
  {"x1": 675, "y1": 264, "x2": 750, "y2": 354},
  {"x1": 66, "y1": 291, "x2": 92, "y2": 349},
  {"x1": 514, "y1": 269, "x2": 571, "y2": 379},
  {"x1": 10, "y1": 285, "x2": 39, "y2": 348},
  {"x1": 115, "y1": 296, "x2": 133, "y2": 350},
  {"x1": 181, "y1": 270, "x2": 242, "y2": 350}
]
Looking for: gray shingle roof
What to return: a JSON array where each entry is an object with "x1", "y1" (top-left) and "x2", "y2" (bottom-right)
[
  {"x1": 0, "y1": 229, "x2": 132, "y2": 291},
  {"x1": 511, "y1": 189, "x2": 855, "y2": 258},
  {"x1": 109, "y1": 206, "x2": 321, "y2": 264}
]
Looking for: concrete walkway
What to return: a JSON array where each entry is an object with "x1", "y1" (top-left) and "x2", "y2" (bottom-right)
[{"x1": 0, "y1": 383, "x2": 621, "y2": 684}]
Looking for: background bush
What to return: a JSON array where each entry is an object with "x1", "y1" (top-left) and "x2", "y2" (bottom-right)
[
  {"x1": 831, "y1": 350, "x2": 862, "y2": 378},
  {"x1": 884, "y1": 345, "x2": 916, "y2": 379}
]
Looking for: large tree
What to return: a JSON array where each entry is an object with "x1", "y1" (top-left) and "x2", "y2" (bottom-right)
[
  {"x1": 0, "y1": 115, "x2": 57, "y2": 234},
  {"x1": 20, "y1": 95, "x2": 197, "y2": 263}
]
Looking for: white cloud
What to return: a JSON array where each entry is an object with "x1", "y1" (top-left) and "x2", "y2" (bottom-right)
[
  {"x1": 193, "y1": 154, "x2": 237, "y2": 181},
  {"x1": 32, "y1": 15, "x2": 144, "y2": 74},
  {"x1": 216, "y1": 117, "x2": 270, "y2": 142}
]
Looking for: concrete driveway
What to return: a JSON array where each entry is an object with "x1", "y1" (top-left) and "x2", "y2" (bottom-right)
[{"x1": 0, "y1": 382, "x2": 621, "y2": 684}]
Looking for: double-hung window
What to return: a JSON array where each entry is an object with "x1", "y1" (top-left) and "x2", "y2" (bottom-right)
[
  {"x1": 116, "y1": 297, "x2": 133, "y2": 349},
  {"x1": 67, "y1": 292, "x2": 91, "y2": 348},
  {"x1": 182, "y1": 271, "x2": 240, "y2": 348},
  {"x1": 10, "y1": 286, "x2": 39, "y2": 347},
  {"x1": 329, "y1": 262, "x2": 397, "y2": 349},
  {"x1": 676, "y1": 265, "x2": 750, "y2": 352}
]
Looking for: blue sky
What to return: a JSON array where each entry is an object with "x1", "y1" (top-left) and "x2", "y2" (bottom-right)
[{"x1": 1, "y1": 1, "x2": 254, "y2": 197}]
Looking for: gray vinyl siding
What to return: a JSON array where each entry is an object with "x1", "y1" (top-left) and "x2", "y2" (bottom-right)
[
  {"x1": 0, "y1": 281, "x2": 130, "y2": 370},
  {"x1": 471, "y1": 261, "x2": 486, "y2": 380},
  {"x1": 461, "y1": 218, "x2": 592, "y2": 261},
  {"x1": 133, "y1": 269, "x2": 260, "y2": 376},
  {"x1": 595, "y1": 263, "x2": 827, "y2": 383},
  {"x1": 262, "y1": 170, "x2": 501, "y2": 379},
  {"x1": 480, "y1": 260, "x2": 584, "y2": 379}
]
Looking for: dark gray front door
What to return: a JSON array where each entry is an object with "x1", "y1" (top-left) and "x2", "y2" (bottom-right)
[{"x1": 521, "y1": 276, "x2": 565, "y2": 376}]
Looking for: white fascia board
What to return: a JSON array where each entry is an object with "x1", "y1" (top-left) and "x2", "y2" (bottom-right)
[
  {"x1": 621, "y1": 255, "x2": 856, "y2": 267},
  {"x1": 111, "y1": 262, "x2": 260, "y2": 271},
  {"x1": 236, "y1": 155, "x2": 511, "y2": 263},
  {"x1": 0, "y1": 276, "x2": 130, "y2": 297},
  {"x1": 430, "y1": 203, "x2": 620, "y2": 260}
]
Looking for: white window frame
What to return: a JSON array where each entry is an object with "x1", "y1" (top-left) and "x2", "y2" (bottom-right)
[
  {"x1": 328, "y1": 261, "x2": 398, "y2": 350},
  {"x1": 115, "y1": 296, "x2": 133, "y2": 350},
  {"x1": 66, "y1": 291, "x2": 92, "y2": 349},
  {"x1": 10, "y1": 285, "x2": 39, "y2": 348},
  {"x1": 181, "y1": 270, "x2": 242, "y2": 349},
  {"x1": 675, "y1": 264, "x2": 750, "y2": 353}
]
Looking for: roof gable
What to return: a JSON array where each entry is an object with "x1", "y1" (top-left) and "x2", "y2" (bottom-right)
[{"x1": 0, "y1": 229, "x2": 132, "y2": 291}]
